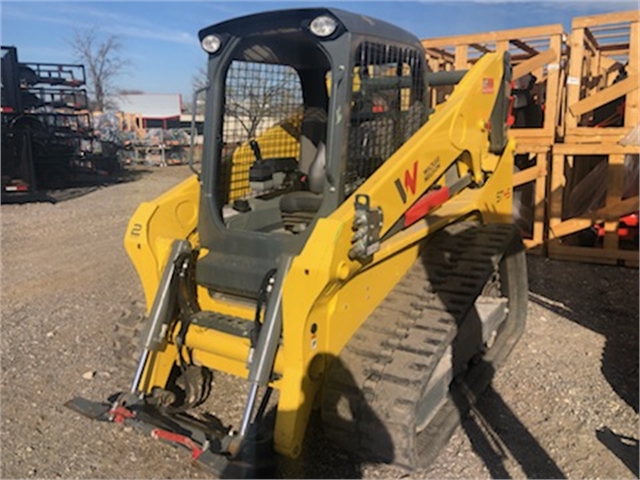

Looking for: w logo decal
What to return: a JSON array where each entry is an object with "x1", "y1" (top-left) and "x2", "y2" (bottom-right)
[{"x1": 394, "y1": 161, "x2": 418, "y2": 204}]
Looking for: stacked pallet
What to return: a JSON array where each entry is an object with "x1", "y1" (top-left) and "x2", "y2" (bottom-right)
[
  {"x1": 549, "y1": 10, "x2": 639, "y2": 267},
  {"x1": 422, "y1": 9, "x2": 639, "y2": 266}
]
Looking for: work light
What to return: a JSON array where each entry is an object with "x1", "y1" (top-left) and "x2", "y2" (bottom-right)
[
  {"x1": 309, "y1": 15, "x2": 337, "y2": 37},
  {"x1": 201, "y1": 34, "x2": 222, "y2": 53}
]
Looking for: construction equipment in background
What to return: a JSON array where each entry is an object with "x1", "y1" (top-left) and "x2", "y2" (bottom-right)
[
  {"x1": 1, "y1": 46, "x2": 119, "y2": 203},
  {"x1": 67, "y1": 8, "x2": 528, "y2": 477}
]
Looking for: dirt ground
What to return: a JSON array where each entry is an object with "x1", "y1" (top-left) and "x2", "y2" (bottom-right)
[{"x1": 1, "y1": 165, "x2": 638, "y2": 479}]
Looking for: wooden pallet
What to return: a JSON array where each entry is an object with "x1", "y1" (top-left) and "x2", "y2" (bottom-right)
[
  {"x1": 421, "y1": 10, "x2": 639, "y2": 267},
  {"x1": 564, "y1": 10, "x2": 639, "y2": 144},
  {"x1": 422, "y1": 23, "x2": 566, "y2": 146},
  {"x1": 513, "y1": 143, "x2": 549, "y2": 253},
  {"x1": 548, "y1": 143, "x2": 639, "y2": 267}
]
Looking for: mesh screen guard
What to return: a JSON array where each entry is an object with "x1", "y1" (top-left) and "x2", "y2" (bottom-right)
[
  {"x1": 344, "y1": 42, "x2": 426, "y2": 196},
  {"x1": 215, "y1": 41, "x2": 426, "y2": 214},
  {"x1": 219, "y1": 61, "x2": 304, "y2": 204}
]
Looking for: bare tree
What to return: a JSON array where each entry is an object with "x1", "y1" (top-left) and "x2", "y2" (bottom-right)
[
  {"x1": 192, "y1": 65, "x2": 208, "y2": 92},
  {"x1": 189, "y1": 63, "x2": 301, "y2": 137},
  {"x1": 225, "y1": 72, "x2": 301, "y2": 140},
  {"x1": 186, "y1": 65, "x2": 208, "y2": 115},
  {"x1": 70, "y1": 29, "x2": 129, "y2": 111}
]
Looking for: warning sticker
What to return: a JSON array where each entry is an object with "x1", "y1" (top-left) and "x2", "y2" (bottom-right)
[{"x1": 482, "y1": 77, "x2": 495, "y2": 94}]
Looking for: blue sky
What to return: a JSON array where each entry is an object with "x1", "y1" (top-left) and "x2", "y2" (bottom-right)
[{"x1": 1, "y1": 1, "x2": 637, "y2": 103}]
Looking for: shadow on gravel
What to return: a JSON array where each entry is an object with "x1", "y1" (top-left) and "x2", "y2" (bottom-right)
[
  {"x1": 460, "y1": 383, "x2": 565, "y2": 479},
  {"x1": 527, "y1": 256, "x2": 639, "y2": 413},
  {"x1": 527, "y1": 256, "x2": 639, "y2": 477},
  {"x1": 1, "y1": 167, "x2": 153, "y2": 205},
  {"x1": 270, "y1": 226, "x2": 566, "y2": 479},
  {"x1": 277, "y1": 355, "x2": 393, "y2": 479},
  {"x1": 596, "y1": 426, "x2": 639, "y2": 477},
  {"x1": 430, "y1": 224, "x2": 565, "y2": 479}
]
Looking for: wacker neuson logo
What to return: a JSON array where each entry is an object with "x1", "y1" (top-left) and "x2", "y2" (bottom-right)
[{"x1": 394, "y1": 161, "x2": 418, "y2": 204}]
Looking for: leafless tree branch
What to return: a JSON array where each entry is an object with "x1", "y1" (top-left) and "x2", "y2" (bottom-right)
[
  {"x1": 70, "y1": 28, "x2": 129, "y2": 111},
  {"x1": 192, "y1": 63, "x2": 301, "y2": 139}
]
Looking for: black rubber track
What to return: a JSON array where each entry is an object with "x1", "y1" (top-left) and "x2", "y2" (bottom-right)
[{"x1": 321, "y1": 221, "x2": 527, "y2": 469}]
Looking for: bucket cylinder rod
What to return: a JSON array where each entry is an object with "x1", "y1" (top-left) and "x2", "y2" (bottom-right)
[
  {"x1": 130, "y1": 239, "x2": 192, "y2": 395},
  {"x1": 238, "y1": 255, "x2": 292, "y2": 437}
]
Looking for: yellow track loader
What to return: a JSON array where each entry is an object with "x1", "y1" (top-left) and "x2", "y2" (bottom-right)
[{"x1": 68, "y1": 7, "x2": 527, "y2": 477}]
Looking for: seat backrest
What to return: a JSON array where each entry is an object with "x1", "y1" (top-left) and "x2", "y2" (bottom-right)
[
  {"x1": 298, "y1": 107, "x2": 327, "y2": 175},
  {"x1": 308, "y1": 142, "x2": 326, "y2": 194}
]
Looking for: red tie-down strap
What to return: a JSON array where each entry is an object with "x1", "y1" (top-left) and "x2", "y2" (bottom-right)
[{"x1": 151, "y1": 428, "x2": 205, "y2": 460}]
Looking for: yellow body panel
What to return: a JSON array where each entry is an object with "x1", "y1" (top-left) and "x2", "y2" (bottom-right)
[
  {"x1": 225, "y1": 115, "x2": 302, "y2": 201},
  {"x1": 124, "y1": 175, "x2": 200, "y2": 312},
  {"x1": 125, "y1": 52, "x2": 514, "y2": 457}
]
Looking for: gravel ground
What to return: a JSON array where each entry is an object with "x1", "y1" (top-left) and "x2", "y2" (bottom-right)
[{"x1": 1, "y1": 165, "x2": 638, "y2": 479}]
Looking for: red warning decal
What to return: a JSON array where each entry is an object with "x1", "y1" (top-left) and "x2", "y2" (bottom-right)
[{"x1": 482, "y1": 77, "x2": 494, "y2": 94}]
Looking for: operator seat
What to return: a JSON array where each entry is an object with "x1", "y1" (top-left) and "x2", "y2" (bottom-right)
[
  {"x1": 279, "y1": 106, "x2": 327, "y2": 230},
  {"x1": 279, "y1": 142, "x2": 325, "y2": 228},
  {"x1": 298, "y1": 106, "x2": 327, "y2": 174}
]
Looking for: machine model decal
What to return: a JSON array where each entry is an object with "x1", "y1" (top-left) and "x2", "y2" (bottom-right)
[{"x1": 423, "y1": 157, "x2": 441, "y2": 183}]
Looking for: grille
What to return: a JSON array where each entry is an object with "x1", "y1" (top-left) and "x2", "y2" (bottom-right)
[
  {"x1": 344, "y1": 42, "x2": 426, "y2": 196},
  {"x1": 219, "y1": 61, "x2": 303, "y2": 204}
]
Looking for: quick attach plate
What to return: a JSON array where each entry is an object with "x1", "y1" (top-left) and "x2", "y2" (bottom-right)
[{"x1": 65, "y1": 395, "x2": 276, "y2": 479}]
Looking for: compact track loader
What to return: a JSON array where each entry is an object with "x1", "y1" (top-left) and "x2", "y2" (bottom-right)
[{"x1": 68, "y1": 7, "x2": 528, "y2": 477}]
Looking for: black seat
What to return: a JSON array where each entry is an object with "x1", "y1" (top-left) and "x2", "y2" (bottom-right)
[
  {"x1": 280, "y1": 141, "x2": 325, "y2": 230},
  {"x1": 280, "y1": 191, "x2": 323, "y2": 213}
]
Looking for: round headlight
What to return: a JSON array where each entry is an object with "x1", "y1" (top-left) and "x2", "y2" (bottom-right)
[
  {"x1": 309, "y1": 15, "x2": 337, "y2": 37},
  {"x1": 201, "y1": 34, "x2": 221, "y2": 53}
]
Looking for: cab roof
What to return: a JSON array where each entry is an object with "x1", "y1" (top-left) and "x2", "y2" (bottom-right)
[{"x1": 198, "y1": 7, "x2": 423, "y2": 49}]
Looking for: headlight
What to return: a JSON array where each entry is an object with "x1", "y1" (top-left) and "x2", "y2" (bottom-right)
[
  {"x1": 309, "y1": 15, "x2": 337, "y2": 37},
  {"x1": 201, "y1": 34, "x2": 221, "y2": 53}
]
